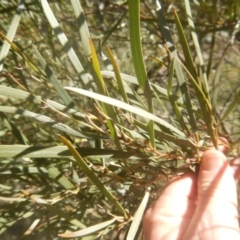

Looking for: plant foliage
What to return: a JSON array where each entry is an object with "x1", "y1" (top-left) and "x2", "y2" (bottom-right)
[{"x1": 0, "y1": 0, "x2": 240, "y2": 239}]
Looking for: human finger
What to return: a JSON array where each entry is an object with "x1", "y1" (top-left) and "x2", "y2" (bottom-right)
[
  {"x1": 143, "y1": 173, "x2": 197, "y2": 240},
  {"x1": 182, "y1": 150, "x2": 239, "y2": 239},
  {"x1": 230, "y1": 157, "x2": 240, "y2": 180}
]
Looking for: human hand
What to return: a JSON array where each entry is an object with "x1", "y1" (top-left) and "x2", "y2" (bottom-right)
[{"x1": 143, "y1": 149, "x2": 240, "y2": 240}]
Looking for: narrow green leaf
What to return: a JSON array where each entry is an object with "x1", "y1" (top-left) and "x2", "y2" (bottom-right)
[
  {"x1": 0, "y1": 31, "x2": 38, "y2": 72},
  {"x1": 89, "y1": 38, "x2": 121, "y2": 149},
  {"x1": 0, "y1": 2, "x2": 24, "y2": 71},
  {"x1": 176, "y1": 60, "x2": 218, "y2": 148},
  {"x1": 0, "y1": 211, "x2": 35, "y2": 235},
  {"x1": 173, "y1": 8, "x2": 198, "y2": 86},
  {"x1": 134, "y1": 119, "x2": 194, "y2": 148},
  {"x1": 45, "y1": 99, "x2": 98, "y2": 133},
  {"x1": 128, "y1": 0, "x2": 147, "y2": 88},
  {"x1": 206, "y1": 33, "x2": 215, "y2": 78},
  {"x1": 89, "y1": 38, "x2": 107, "y2": 94},
  {"x1": 101, "y1": 71, "x2": 188, "y2": 107},
  {"x1": 102, "y1": 70, "x2": 147, "y2": 109},
  {"x1": 168, "y1": 5, "x2": 217, "y2": 147},
  {"x1": 184, "y1": 0, "x2": 209, "y2": 94},
  {"x1": 40, "y1": 0, "x2": 90, "y2": 84},
  {"x1": 45, "y1": 99, "x2": 85, "y2": 119},
  {"x1": 0, "y1": 106, "x2": 99, "y2": 139},
  {"x1": 147, "y1": 119, "x2": 155, "y2": 149},
  {"x1": 0, "y1": 145, "x2": 152, "y2": 160},
  {"x1": 58, "y1": 218, "x2": 118, "y2": 238},
  {"x1": 156, "y1": 1, "x2": 197, "y2": 131},
  {"x1": 1, "y1": 112, "x2": 29, "y2": 145},
  {"x1": 128, "y1": 0, "x2": 155, "y2": 148},
  {"x1": 0, "y1": 86, "x2": 42, "y2": 104},
  {"x1": 30, "y1": 195, "x2": 86, "y2": 229},
  {"x1": 0, "y1": 196, "x2": 26, "y2": 202},
  {"x1": 59, "y1": 135, "x2": 127, "y2": 218},
  {"x1": 33, "y1": 45, "x2": 74, "y2": 106},
  {"x1": 211, "y1": 44, "x2": 230, "y2": 115},
  {"x1": 70, "y1": 0, "x2": 91, "y2": 57},
  {"x1": 106, "y1": 45, "x2": 129, "y2": 104},
  {"x1": 167, "y1": 59, "x2": 190, "y2": 135},
  {"x1": 47, "y1": 166, "x2": 76, "y2": 190},
  {"x1": 220, "y1": 89, "x2": 240, "y2": 122},
  {"x1": 20, "y1": 218, "x2": 41, "y2": 239},
  {"x1": 65, "y1": 87, "x2": 185, "y2": 137},
  {"x1": 126, "y1": 188, "x2": 150, "y2": 240},
  {"x1": 0, "y1": 166, "x2": 47, "y2": 175}
]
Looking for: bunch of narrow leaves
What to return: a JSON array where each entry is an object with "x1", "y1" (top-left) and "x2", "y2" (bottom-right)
[{"x1": 0, "y1": 0, "x2": 240, "y2": 239}]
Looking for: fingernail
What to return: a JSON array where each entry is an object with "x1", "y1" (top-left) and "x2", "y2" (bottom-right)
[{"x1": 201, "y1": 150, "x2": 226, "y2": 171}]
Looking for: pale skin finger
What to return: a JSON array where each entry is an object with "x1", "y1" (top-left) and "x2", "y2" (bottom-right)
[
  {"x1": 182, "y1": 150, "x2": 240, "y2": 240},
  {"x1": 230, "y1": 158, "x2": 240, "y2": 180},
  {"x1": 143, "y1": 173, "x2": 197, "y2": 239},
  {"x1": 143, "y1": 149, "x2": 240, "y2": 240}
]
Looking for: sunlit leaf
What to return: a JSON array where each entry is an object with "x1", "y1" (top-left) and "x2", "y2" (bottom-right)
[
  {"x1": 0, "y1": 2, "x2": 24, "y2": 71},
  {"x1": 126, "y1": 188, "x2": 150, "y2": 240},
  {"x1": 58, "y1": 218, "x2": 118, "y2": 238},
  {"x1": 65, "y1": 86, "x2": 186, "y2": 137},
  {"x1": 59, "y1": 135, "x2": 128, "y2": 218}
]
